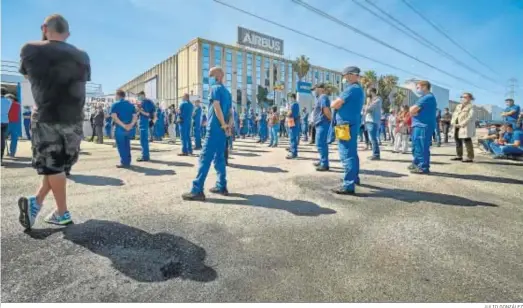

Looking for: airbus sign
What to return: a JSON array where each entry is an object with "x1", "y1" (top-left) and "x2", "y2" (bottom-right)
[{"x1": 237, "y1": 27, "x2": 284, "y2": 55}]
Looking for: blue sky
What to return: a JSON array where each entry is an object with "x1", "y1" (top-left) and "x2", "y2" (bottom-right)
[{"x1": 2, "y1": 0, "x2": 522, "y2": 106}]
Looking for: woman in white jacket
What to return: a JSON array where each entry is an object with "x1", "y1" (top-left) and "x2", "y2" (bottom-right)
[{"x1": 450, "y1": 92, "x2": 476, "y2": 163}]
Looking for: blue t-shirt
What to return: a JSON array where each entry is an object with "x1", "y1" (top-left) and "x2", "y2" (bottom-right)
[
  {"x1": 207, "y1": 83, "x2": 232, "y2": 135},
  {"x1": 138, "y1": 99, "x2": 155, "y2": 128},
  {"x1": 260, "y1": 112, "x2": 267, "y2": 127},
  {"x1": 504, "y1": 105, "x2": 520, "y2": 124},
  {"x1": 193, "y1": 106, "x2": 202, "y2": 128},
  {"x1": 336, "y1": 83, "x2": 365, "y2": 127},
  {"x1": 313, "y1": 94, "x2": 331, "y2": 126},
  {"x1": 1, "y1": 97, "x2": 12, "y2": 124},
  {"x1": 502, "y1": 132, "x2": 513, "y2": 143},
  {"x1": 179, "y1": 100, "x2": 194, "y2": 127},
  {"x1": 23, "y1": 110, "x2": 32, "y2": 123},
  {"x1": 511, "y1": 129, "x2": 523, "y2": 147},
  {"x1": 110, "y1": 100, "x2": 136, "y2": 133},
  {"x1": 412, "y1": 92, "x2": 437, "y2": 129},
  {"x1": 290, "y1": 101, "x2": 300, "y2": 124}
]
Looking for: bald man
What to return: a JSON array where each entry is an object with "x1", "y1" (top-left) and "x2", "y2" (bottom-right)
[{"x1": 183, "y1": 67, "x2": 232, "y2": 201}]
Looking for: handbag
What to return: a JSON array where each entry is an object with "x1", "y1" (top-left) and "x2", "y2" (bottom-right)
[{"x1": 334, "y1": 124, "x2": 351, "y2": 141}]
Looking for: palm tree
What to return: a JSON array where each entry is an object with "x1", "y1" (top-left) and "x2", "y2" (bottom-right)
[
  {"x1": 393, "y1": 89, "x2": 407, "y2": 110},
  {"x1": 292, "y1": 55, "x2": 311, "y2": 81},
  {"x1": 325, "y1": 83, "x2": 340, "y2": 96},
  {"x1": 360, "y1": 70, "x2": 378, "y2": 91},
  {"x1": 377, "y1": 74, "x2": 399, "y2": 112}
]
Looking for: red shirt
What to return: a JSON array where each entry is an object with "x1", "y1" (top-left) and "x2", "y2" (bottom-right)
[{"x1": 8, "y1": 100, "x2": 21, "y2": 122}]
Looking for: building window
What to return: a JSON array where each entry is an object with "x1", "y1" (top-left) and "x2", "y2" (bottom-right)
[
  {"x1": 247, "y1": 53, "x2": 253, "y2": 85},
  {"x1": 256, "y1": 55, "x2": 261, "y2": 86},
  {"x1": 203, "y1": 84, "x2": 210, "y2": 101},
  {"x1": 237, "y1": 51, "x2": 243, "y2": 84},
  {"x1": 202, "y1": 43, "x2": 210, "y2": 85},
  {"x1": 214, "y1": 45, "x2": 222, "y2": 67},
  {"x1": 288, "y1": 62, "x2": 293, "y2": 92},
  {"x1": 326, "y1": 72, "x2": 330, "y2": 82},
  {"x1": 264, "y1": 58, "x2": 270, "y2": 87},
  {"x1": 225, "y1": 48, "x2": 232, "y2": 85}
]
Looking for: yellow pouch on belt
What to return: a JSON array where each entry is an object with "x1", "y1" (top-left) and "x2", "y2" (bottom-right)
[
  {"x1": 334, "y1": 124, "x2": 351, "y2": 141},
  {"x1": 287, "y1": 118, "x2": 296, "y2": 128}
]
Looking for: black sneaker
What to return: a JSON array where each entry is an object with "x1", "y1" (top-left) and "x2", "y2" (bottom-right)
[
  {"x1": 65, "y1": 171, "x2": 71, "y2": 177},
  {"x1": 368, "y1": 156, "x2": 380, "y2": 161},
  {"x1": 177, "y1": 153, "x2": 189, "y2": 156},
  {"x1": 450, "y1": 157, "x2": 463, "y2": 161},
  {"x1": 331, "y1": 187, "x2": 356, "y2": 195},
  {"x1": 461, "y1": 159, "x2": 474, "y2": 163},
  {"x1": 182, "y1": 192, "x2": 206, "y2": 201},
  {"x1": 116, "y1": 164, "x2": 130, "y2": 168},
  {"x1": 137, "y1": 157, "x2": 150, "y2": 162},
  {"x1": 313, "y1": 161, "x2": 320, "y2": 167},
  {"x1": 316, "y1": 166, "x2": 329, "y2": 172},
  {"x1": 286, "y1": 155, "x2": 297, "y2": 160},
  {"x1": 209, "y1": 187, "x2": 229, "y2": 196},
  {"x1": 407, "y1": 164, "x2": 417, "y2": 170},
  {"x1": 194, "y1": 147, "x2": 202, "y2": 151}
]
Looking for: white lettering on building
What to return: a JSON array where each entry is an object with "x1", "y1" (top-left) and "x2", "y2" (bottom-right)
[{"x1": 242, "y1": 32, "x2": 281, "y2": 53}]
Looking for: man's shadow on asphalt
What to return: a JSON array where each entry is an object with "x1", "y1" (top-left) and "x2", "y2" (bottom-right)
[
  {"x1": 67, "y1": 174, "x2": 125, "y2": 186},
  {"x1": 128, "y1": 165, "x2": 176, "y2": 176},
  {"x1": 230, "y1": 152, "x2": 260, "y2": 158},
  {"x1": 148, "y1": 159, "x2": 194, "y2": 168},
  {"x1": 357, "y1": 184, "x2": 497, "y2": 207},
  {"x1": 379, "y1": 158, "x2": 450, "y2": 165},
  {"x1": 206, "y1": 193, "x2": 336, "y2": 216},
  {"x1": 24, "y1": 220, "x2": 217, "y2": 283},
  {"x1": 329, "y1": 168, "x2": 407, "y2": 178},
  {"x1": 228, "y1": 163, "x2": 288, "y2": 173},
  {"x1": 429, "y1": 172, "x2": 523, "y2": 185}
]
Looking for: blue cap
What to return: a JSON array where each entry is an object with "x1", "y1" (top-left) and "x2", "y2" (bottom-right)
[{"x1": 342, "y1": 66, "x2": 361, "y2": 76}]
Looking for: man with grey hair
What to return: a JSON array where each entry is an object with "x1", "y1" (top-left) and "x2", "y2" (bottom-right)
[{"x1": 17, "y1": 14, "x2": 90, "y2": 229}]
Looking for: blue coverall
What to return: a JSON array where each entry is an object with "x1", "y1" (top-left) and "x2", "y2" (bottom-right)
[
  {"x1": 138, "y1": 99, "x2": 156, "y2": 161},
  {"x1": 179, "y1": 100, "x2": 194, "y2": 154},
  {"x1": 23, "y1": 110, "x2": 31, "y2": 140},
  {"x1": 111, "y1": 99, "x2": 137, "y2": 167},
  {"x1": 193, "y1": 105, "x2": 202, "y2": 149},
  {"x1": 191, "y1": 83, "x2": 231, "y2": 194},
  {"x1": 288, "y1": 102, "x2": 300, "y2": 158}
]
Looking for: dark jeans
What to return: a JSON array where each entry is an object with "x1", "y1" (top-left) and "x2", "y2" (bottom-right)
[
  {"x1": 309, "y1": 124, "x2": 316, "y2": 143},
  {"x1": 89, "y1": 124, "x2": 96, "y2": 142},
  {"x1": 442, "y1": 122, "x2": 450, "y2": 143},
  {"x1": 454, "y1": 128, "x2": 474, "y2": 160},
  {"x1": 1, "y1": 123, "x2": 8, "y2": 161}
]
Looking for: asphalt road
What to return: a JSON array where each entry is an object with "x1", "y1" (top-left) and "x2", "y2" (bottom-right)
[{"x1": 1, "y1": 137, "x2": 522, "y2": 302}]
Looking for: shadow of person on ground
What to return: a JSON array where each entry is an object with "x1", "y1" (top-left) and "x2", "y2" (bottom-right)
[
  {"x1": 24, "y1": 220, "x2": 217, "y2": 283},
  {"x1": 296, "y1": 157, "x2": 341, "y2": 163},
  {"x1": 379, "y1": 158, "x2": 450, "y2": 165},
  {"x1": 474, "y1": 160, "x2": 523, "y2": 167},
  {"x1": 1, "y1": 161, "x2": 32, "y2": 169},
  {"x1": 207, "y1": 193, "x2": 336, "y2": 216},
  {"x1": 230, "y1": 148, "x2": 269, "y2": 153},
  {"x1": 228, "y1": 163, "x2": 288, "y2": 173},
  {"x1": 357, "y1": 184, "x2": 497, "y2": 207},
  {"x1": 230, "y1": 152, "x2": 260, "y2": 157},
  {"x1": 329, "y1": 168, "x2": 407, "y2": 178},
  {"x1": 148, "y1": 159, "x2": 194, "y2": 168},
  {"x1": 128, "y1": 165, "x2": 176, "y2": 176},
  {"x1": 430, "y1": 172, "x2": 523, "y2": 185},
  {"x1": 67, "y1": 174, "x2": 125, "y2": 186}
]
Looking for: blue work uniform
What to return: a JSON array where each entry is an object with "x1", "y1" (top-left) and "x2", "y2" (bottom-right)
[
  {"x1": 504, "y1": 104, "x2": 521, "y2": 126},
  {"x1": 288, "y1": 102, "x2": 301, "y2": 157},
  {"x1": 490, "y1": 129, "x2": 523, "y2": 156},
  {"x1": 201, "y1": 113, "x2": 207, "y2": 139},
  {"x1": 411, "y1": 92, "x2": 437, "y2": 173},
  {"x1": 179, "y1": 100, "x2": 194, "y2": 154},
  {"x1": 314, "y1": 94, "x2": 331, "y2": 168},
  {"x1": 111, "y1": 99, "x2": 137, "y2": 166},
  {"x1": 259, "y1": 112, "x2": 268, "y2": 142},
  {"x1": 233, "y1": 110, "x2": 240, "y2": 138},
  {"x1": 191, "y1": 83, "x2": 232, "y2": 194},
  {"x1": 138, "y1": 99, "x2": 156, "y2": 160},
  {"x1": 240, "y1": 113, "x2": 248, "y2": 137},
  {"x1": 302, "y1": 110, "x2": 309, "y2": 141},
  {"x1": 248, "y1": 111, "x2": 255, "y2": 136},
  {"x1": 104, "y1": 111, "x2": 112, "y2": 138},
  {"x1": 328, "y1": 109, "x2": 337, "y2": 144},
  {"x1": 336, "y1": 82, "x2": 365, "y2": 192},
  {"x1": 23, "y1": 109, "x2": 31, "y2": 140},
  {"x1": 153, "y1": 108, "x2": 165, "y2": 141},
  {"x1": 193, "y1": 105, "x2": 203, "y2": 149}
]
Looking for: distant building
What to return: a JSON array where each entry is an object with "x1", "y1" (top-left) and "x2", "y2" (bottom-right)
[
  {"x1": 483, "y1": 104, "x2": 504, "y2": 121},
  {"x1": 448, "y1": 100, "x2": 491, "y2": 122}
]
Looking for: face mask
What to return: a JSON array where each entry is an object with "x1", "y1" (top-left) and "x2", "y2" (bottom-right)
[
  {"x1": 209, "y1": 76, "x2": 217, "y2": 86},
  {"x1": 342, "y1": 79, "x2": 348, "y2": 84},
  {"x1": 137, "y1": 96, "x2": 144, "y2": 101},
  {"x1": 415, "y1": 90, "x2": 424, "y2": 96}
]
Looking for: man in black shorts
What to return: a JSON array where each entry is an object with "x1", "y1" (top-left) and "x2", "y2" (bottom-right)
[{"x1": 17, "y1": 14, "x2": 90, "y2": 229}]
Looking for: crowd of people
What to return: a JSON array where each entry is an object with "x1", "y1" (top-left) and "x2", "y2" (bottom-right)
[{"x1": 5, "y1": 14, "x2": 522, "y2": 231}]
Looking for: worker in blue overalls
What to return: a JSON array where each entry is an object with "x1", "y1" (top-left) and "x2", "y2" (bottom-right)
[
  {"x1": 201, "y1": 110, "x2": 207, "y2": 140},
  {"x1": 286, "y1": 94, "x2": 301, "y2": 159},
  {"x1": 302, "y1": 107, "x2": 309, "y2": 142},
  {"x1": 193, "y1": 99, "x2": 203, "y2": 150},
  {"x1": 183, "y1": 67, "x2": 232, "y2": 201},
  {"x1": 258, "y1": 108, "x2": 268, "y2": 143},
  {"x1": 23, "y1": 106, "x2": 31, "y2": 140},
  {"x1": 330, "y1": 66, "x2": 365, "y2": 194},
  {"x1": 110, "y1": 90, "x2": 137, "y2": 168},
  {"x1": 312, "y1": 83, "x2": 332, "y2": 171},
  {"x1": 136, "y1": 91, "x2": 156, "y2": 162},
  {"x1": 178, "y1": 94, "x2": 194, "y2": 156},
  {"x1": 153, "y1": 106, "x2": 164, "y2": 141},
  {"x1": 409, "y1": 80, "x2": 437, "y2": 174}
]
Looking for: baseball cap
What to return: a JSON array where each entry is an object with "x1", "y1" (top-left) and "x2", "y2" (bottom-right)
[{"x1": 342, "y1": 66, "x2": 361, "y2": 76}]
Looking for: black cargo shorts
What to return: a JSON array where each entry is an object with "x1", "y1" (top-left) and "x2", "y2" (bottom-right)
[{"x1": 31, "y1": 121, "x2": 83, "y2": 175}]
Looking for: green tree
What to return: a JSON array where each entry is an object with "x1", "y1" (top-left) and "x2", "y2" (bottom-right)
[
  {"x1": 325, "y1": 83, "x2": 340, "y2": 96},
  {"x1": 377, "y1": 74, "x2": 399, "y2": 112},
  {"x1": 393, "y1": 89, "x2": 407, "y2": 111},
  {"x1": 256, "y1": 85, "x2": 269, "y2": 108},
  {"x1": 360, "y1": 70, "x2": 378, "y2": 91},
  {"x1": 292, "y1": 55, "x2": 311, "y2": 81}
]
